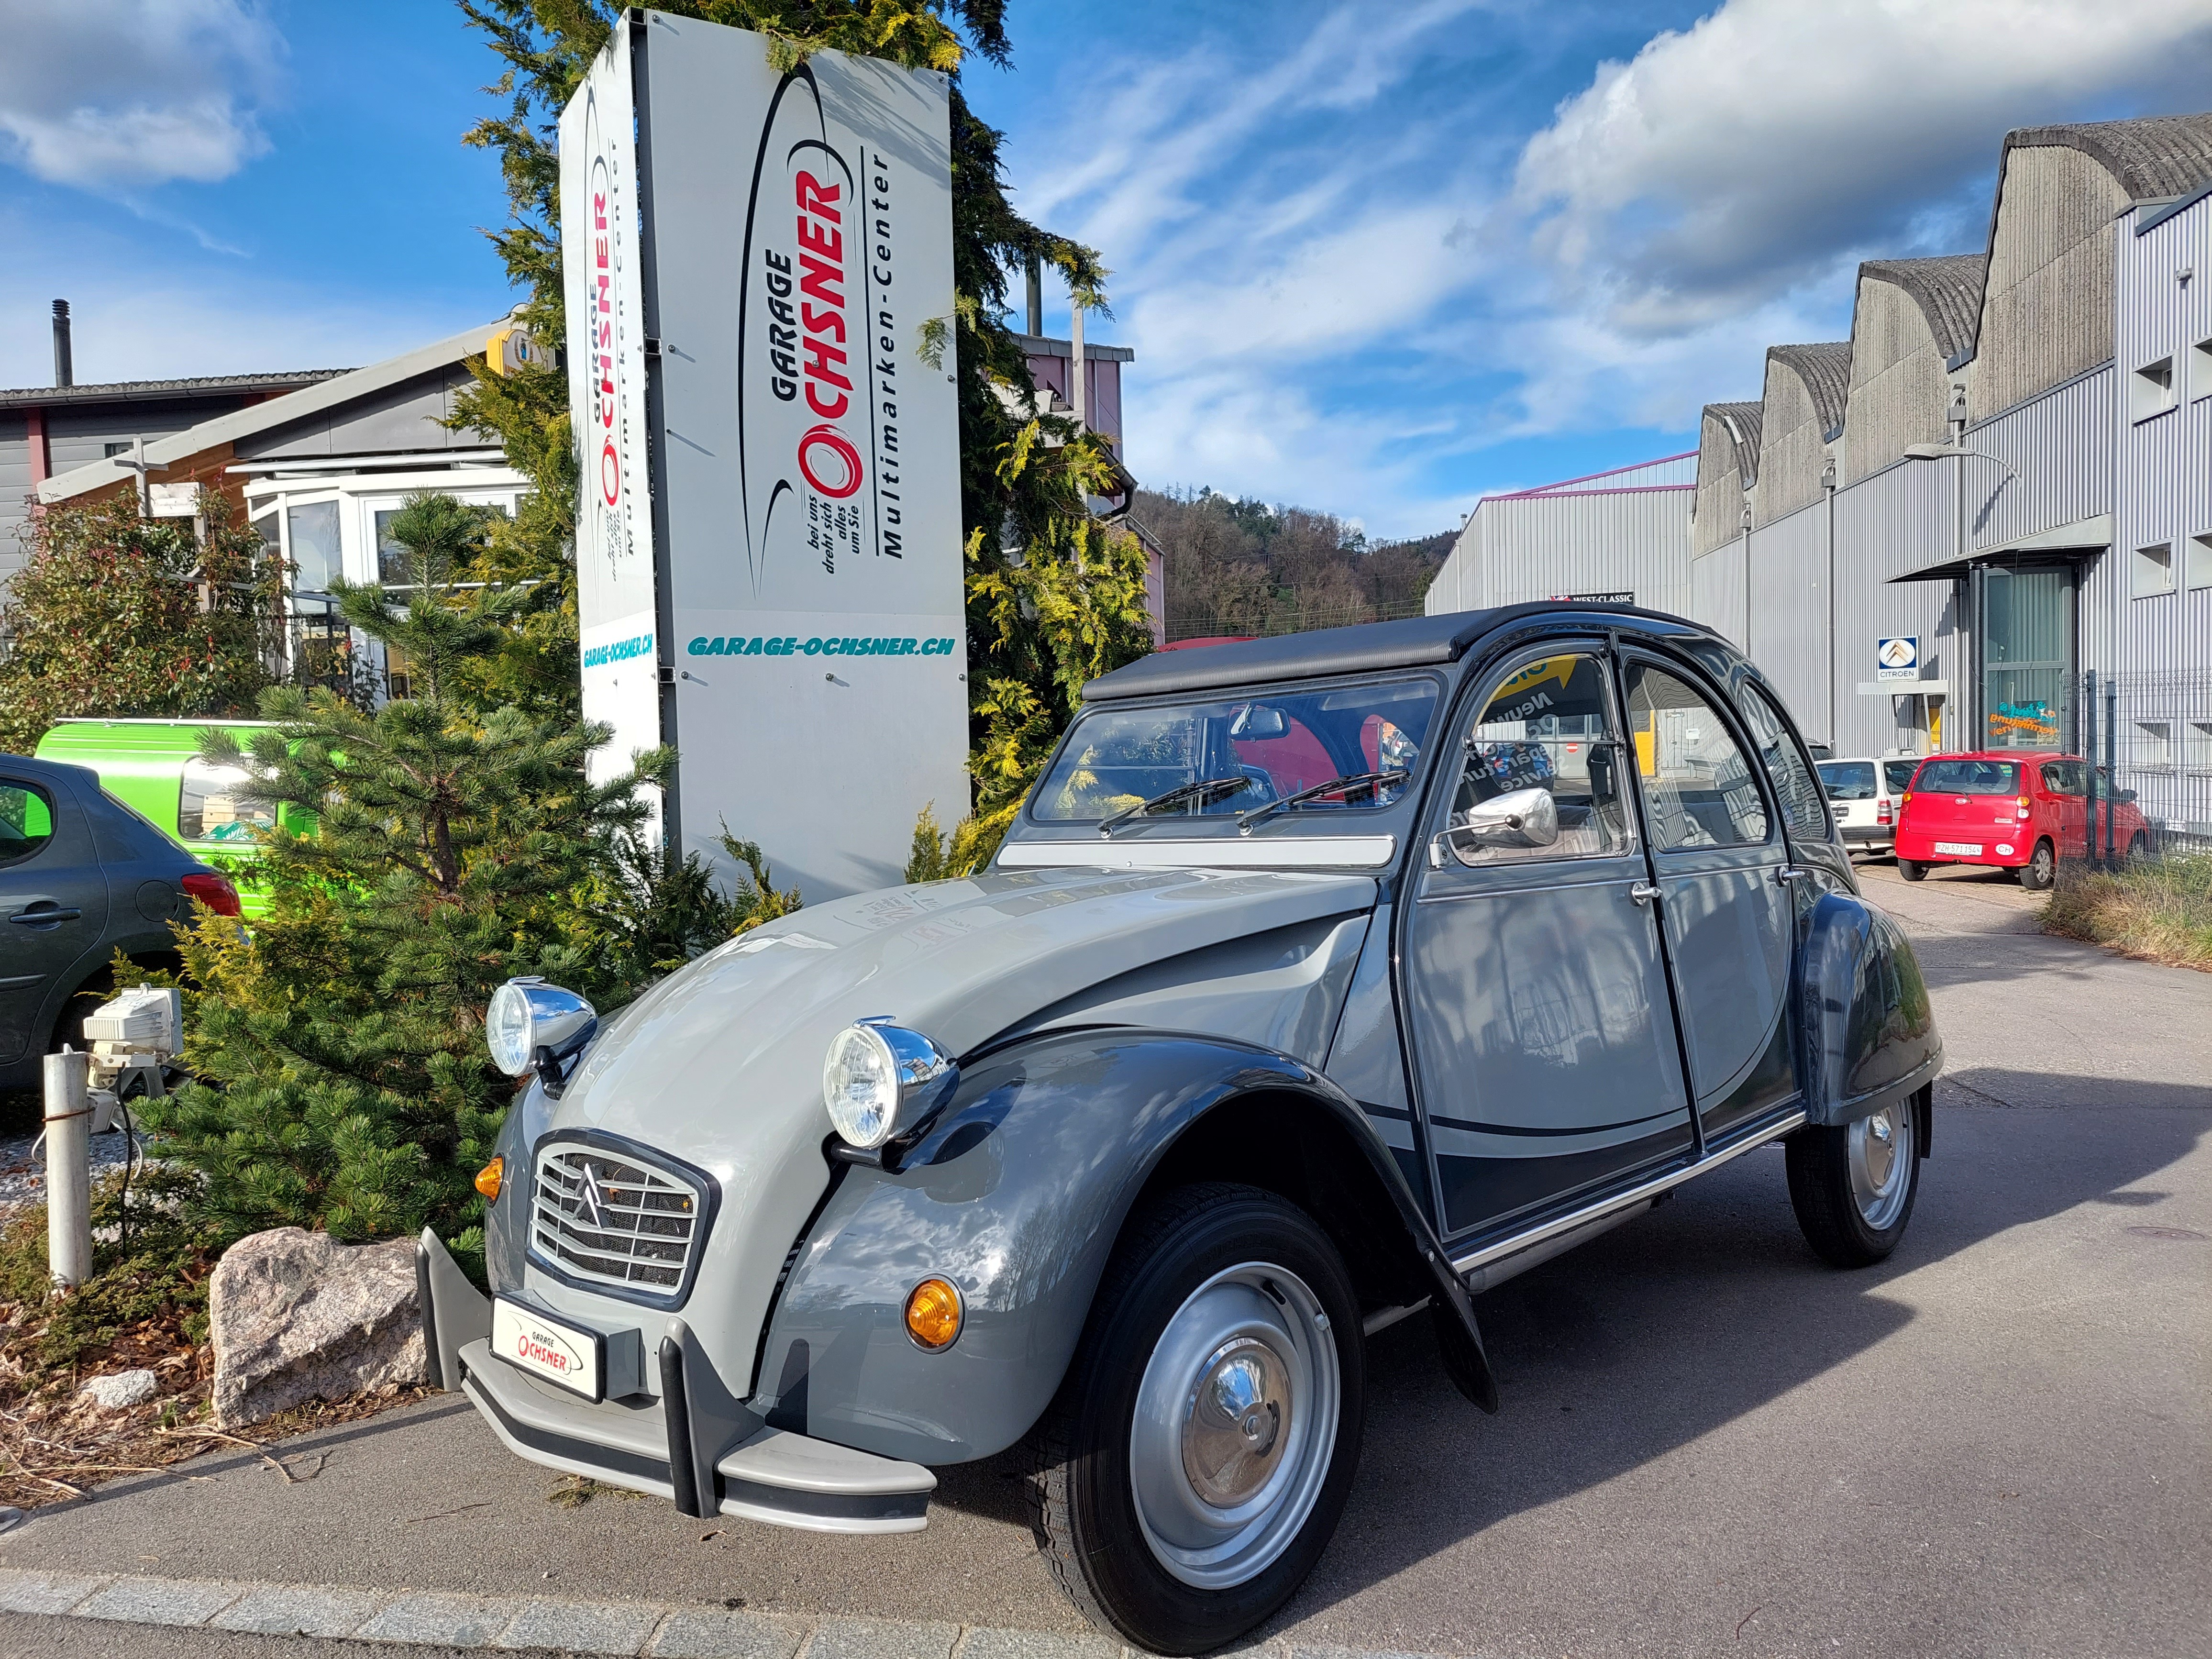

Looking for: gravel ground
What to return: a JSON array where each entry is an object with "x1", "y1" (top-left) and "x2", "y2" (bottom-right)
[{"x1": 0, "y1": 1126, "x2": 146, "y2": 1212}]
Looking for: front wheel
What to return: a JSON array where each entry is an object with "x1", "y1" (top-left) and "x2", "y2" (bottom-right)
[
  {"x1": 1786, "y1": 1092, "x2": 1923, "y2": 1267},
  {"x1": 2018, "y1": 839, "x2": 2056, "y2": 891},
  {"x1": 1898, "y1": 858, "x2": 1928, "y2": 882},
  {"x1": 1029, "y1": 1185, "x2": 1365, "y2": 1655}
]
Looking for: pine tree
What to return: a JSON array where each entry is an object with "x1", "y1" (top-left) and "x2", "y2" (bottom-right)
[
  {"x1": 453, "y1": 0, "x2": 1154, "y2": 876},
  {"x1": 137, "y1": 492, "x2": 669, "y2": 1260},
  {"x1": 0, "y1": 489, "x2": 282, "y2": 754}
]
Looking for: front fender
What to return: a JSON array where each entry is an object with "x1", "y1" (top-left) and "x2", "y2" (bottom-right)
[
  {"x1": 1798, "y1": 890, "x2": 1943, "y2": 1126},
  {"x1": 752, "y1": 1029, "x2": 1491, "y2": 1467}
]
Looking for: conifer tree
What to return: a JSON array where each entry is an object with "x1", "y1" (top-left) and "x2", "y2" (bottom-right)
[
  {"x1": 138, "y1": 492, "x2": 669, "y2": 1259},
  {"x1": 453, "y1": 0, "x2": 1154, "y2": 873}
]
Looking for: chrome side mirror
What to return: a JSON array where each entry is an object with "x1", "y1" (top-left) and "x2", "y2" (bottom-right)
[{"x1": 1428, "y1": 787, "x2": 1559, "y2": 866}]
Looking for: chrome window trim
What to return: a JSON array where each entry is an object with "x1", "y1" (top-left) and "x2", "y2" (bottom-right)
[
  {"x1": 995, "y1": 835, "x2": 1397, "y2": 871},
  {"x1": 1448, "y1": 1108, "x2": 1807, "y2": 1277}
]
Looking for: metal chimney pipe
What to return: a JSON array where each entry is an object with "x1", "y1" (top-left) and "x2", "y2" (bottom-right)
[
  {"x1": 52, "y1": 300, "x2": 73, "y2": 388},
  {"x1": 1025, "y1": 255, "x2": 1042, "y2": 339}
]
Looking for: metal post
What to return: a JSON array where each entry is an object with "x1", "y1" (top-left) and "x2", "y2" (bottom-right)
[
  {"x1": 1069, "y1": 300, "x2": 1086, "y2": 430},
  {"x1": 2082, "y1": 671, "x2": 2099, "y2": 866},
  {"x1": 42, "y1": 1050, "x2": 92, "y2": 1292},
  {"x1": 2102, "y1": 677, "x2": 2118, "y2": 862}
]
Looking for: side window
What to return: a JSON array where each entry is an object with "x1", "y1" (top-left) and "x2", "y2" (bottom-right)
[
  {"x1": 179, "y1": 757, "x2": 279, "y2": 844},
  {"x1": 1442, "y1": 652, "x2": 1635, "y2": 865},
  {"x1": 2040, "y1": 761, "x2": 2087, "y2": 796},
  {"x1": 1623, "y1": 664, "x2": 1770, "y2": 849},
  {"x1": 1740, "y1": 687, "x2": 1829, "y2": 841},
  {"x1": 1883, "y1": 759, "x2": 1922, "y2": 796},
  {"x1": 0, "y1": 781, "x2": 56, "y2": 866}
]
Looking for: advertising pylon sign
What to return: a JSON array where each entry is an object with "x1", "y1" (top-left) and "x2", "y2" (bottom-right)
[{"x1": 561, "y1": 9, "x2": 970, "y2": 899}]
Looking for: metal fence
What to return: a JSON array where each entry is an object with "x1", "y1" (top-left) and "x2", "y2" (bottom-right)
[{"x1": 2076, "y1": 668, "x2": 2212, "y2": 857}]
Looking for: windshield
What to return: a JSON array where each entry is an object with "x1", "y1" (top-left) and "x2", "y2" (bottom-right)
[
  {"x1": 1817, "y1": 761, "x2": 1877, "y2": 800},
  {"x1": 1032, "y1": 678, "x2": 1439, "y2": 825},
  {"x1": 1915, "y1": 759, "x2": 2019, "y2": 795}
]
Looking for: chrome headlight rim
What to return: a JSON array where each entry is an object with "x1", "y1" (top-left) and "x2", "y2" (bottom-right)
[
  {"x1": 821, "y1": 1017, "x2": 959, "y2": 1150},
  {"x1": 487, "y1": 976, "x2": 599, "y2": 1079}
]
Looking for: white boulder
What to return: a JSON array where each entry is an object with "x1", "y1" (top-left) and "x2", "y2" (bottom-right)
[{"x1": 79, "y1": 1368, "x2": 159, "y2": 1411}]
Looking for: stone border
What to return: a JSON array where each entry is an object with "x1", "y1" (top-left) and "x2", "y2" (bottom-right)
[{"x1": 0, "y1": 1567, "x2": 1474, "y2": 1659}]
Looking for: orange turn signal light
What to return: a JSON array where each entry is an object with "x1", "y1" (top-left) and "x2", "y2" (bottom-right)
[
  {"x1": 475, "y1": 1156, "x2": 504, "y2": 1202},
  {"x1": 905, "y1": 1277, "x2": 963, "y2": 1351}
]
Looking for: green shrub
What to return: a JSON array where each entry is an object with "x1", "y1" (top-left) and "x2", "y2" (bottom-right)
[{"x1": 2044, "y1": 853, "x2": 2212, "y2": 970}]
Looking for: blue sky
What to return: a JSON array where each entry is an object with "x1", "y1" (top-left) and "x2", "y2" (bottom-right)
[{"x1": 5, "y1": 0, "x2": 2212, "y2": 537}]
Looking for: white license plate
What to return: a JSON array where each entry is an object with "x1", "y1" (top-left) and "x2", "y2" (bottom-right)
[
  {"x1": 1933, "y1": 841, "x2": 1982, "y2": 856},
  {"x1": 491, "y1": 1298, "x2": 604, "y2": 1401}
]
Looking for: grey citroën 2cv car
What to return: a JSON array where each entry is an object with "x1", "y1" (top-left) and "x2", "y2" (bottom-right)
[{"x1": 420, "y1": 603, "x2": 1942, "y2": 1653}]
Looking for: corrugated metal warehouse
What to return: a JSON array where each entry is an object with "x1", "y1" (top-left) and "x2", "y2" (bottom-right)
[{"x1": 1433, "y1": 111, "x2": 2212, "y2": 841}]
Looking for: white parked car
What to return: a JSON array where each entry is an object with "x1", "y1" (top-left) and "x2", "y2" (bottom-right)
[{"x1": 1816, "y1": 756, "x2": 1922, "y2": 857}]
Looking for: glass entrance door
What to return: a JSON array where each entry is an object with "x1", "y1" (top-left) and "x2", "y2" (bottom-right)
[{"x1": 1978, "y1": 564, "x2": 2073, "y2": 751}]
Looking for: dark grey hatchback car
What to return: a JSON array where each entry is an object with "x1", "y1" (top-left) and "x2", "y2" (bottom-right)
[{"x1": 0, "y1": 752, "x2": 237, "y2": 1093}]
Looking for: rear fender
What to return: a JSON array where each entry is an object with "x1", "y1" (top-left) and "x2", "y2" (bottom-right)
[
  {"x1": 752, "y1": 1029, "x2": 1494, "y2": 1467},
  {"x1": 1797, "y1": 890, "x2": 1944, "y2": 1127}
]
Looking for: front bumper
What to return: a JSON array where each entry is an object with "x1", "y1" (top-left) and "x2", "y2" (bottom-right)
[{"x1": 417, "y1": 1230, "x2": 934, "y2": 1535}]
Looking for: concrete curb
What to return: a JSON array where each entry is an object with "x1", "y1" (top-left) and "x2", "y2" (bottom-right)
[{"x1": 0, "y1": 1567, "x2": 1475, "y2": 1659}]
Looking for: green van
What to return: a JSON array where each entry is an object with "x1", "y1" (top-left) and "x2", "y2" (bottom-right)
[{"x1": 33, "y1": 719, "x2": 290, "y2": 920}]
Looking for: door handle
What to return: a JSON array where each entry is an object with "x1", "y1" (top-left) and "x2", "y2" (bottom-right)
[
  {"x1": 1774, "y1": 866, "x2": 1809, "y2": 885},
  {"x1": 1628, "y1": 881, "x2": 1659, "y2": 906},
  {"x1": 9, "y1": 905, "x2": 83, "y2": 925}
]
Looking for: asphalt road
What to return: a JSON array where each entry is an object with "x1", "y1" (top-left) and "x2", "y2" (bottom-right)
[{"x1": 4, "y1": 857, "x2": 2207, "y2": 1659}]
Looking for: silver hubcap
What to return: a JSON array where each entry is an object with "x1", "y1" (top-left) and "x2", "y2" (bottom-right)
[
  {"x1": 1130, "y1": 1263, "x2": 1340, "y2": 1589},
  {"x1": 1849, "y1": 1106, "x2": 1913, "y2": 1230}
]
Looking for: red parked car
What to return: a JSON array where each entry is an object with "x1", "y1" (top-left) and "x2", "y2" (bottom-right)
[{"x1": 1895, "y1": 750, "x2": 2149, "y2": 890}]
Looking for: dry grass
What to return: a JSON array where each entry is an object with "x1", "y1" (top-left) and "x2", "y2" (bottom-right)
[
  {"x1": 2044, "y1": 853, "x2": 2212, "y2": 972},
  {"x1": 0, "y1": 1171, "x2": 428, "y2": 1509}
]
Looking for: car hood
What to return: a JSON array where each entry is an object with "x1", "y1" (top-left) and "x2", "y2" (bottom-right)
[{"x1": 522, "y1": 864, "x2": 1379, "y2": 1393}]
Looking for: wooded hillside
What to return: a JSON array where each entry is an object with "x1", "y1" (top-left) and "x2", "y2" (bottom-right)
[{"x1": 1131, "y1": 487, "x2": 1455, "y2": 641}]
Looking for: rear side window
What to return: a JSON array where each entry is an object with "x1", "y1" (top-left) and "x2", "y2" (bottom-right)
[
  {"x1": 0, "y1": 781, "x2": 56, "y2": 865},
  {"x1": 1916, "y1": 760, "x2": 2019, "y2": 795},
  {"x1": 1883, "y1": 760, "x2": 1921, "y2": 795},
  {"x1": 1818, "y1": 762, "x2": 1877, "y2": 800},
  {"x1": 180, "y1": 758, "x2": 278, "y2": 843},
  {"x1": 2039, "y1": 761, "x2": 2088, "y2": 796},
  {"x1": 1625, "y1": 664, "x2": 1770, "y2": 848},
  {"x1": 1740, "y1": 688, "x2": 1830, "y2": 841}
]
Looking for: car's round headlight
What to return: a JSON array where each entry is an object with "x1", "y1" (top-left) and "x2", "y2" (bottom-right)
[
  {"x1": 487, "y1": 977, "x2": 597, "y2": 1078},
  {"x1": 822, "y1": 1019, "x2": 959, "y2": 1151},
  {"x1": 822, "y1": 1023, "x2": 901, "y2": 1148}
]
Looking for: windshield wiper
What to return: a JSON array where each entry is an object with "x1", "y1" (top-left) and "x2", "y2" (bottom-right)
[
  {"x1": 1098, "y1": 775, "x2": 1254, "y2": 838},
  {"x1": 1235, "y1": 769, "x2": 1408, "y2": 836}
]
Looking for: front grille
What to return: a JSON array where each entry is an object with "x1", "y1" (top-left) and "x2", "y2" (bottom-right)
[{"x1": 531, "y1": 1142, "x2": 705, "y2": 1299}]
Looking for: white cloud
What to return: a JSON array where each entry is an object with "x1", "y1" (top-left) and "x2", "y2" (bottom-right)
[
  {"x1": 1516, "y1": 0, "x2": 2212, "y2": 336},
  {"x1": 0, "y1": 0, "x2": 284, "y2": 189}
]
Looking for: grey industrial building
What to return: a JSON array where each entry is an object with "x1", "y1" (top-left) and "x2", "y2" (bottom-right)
[{"x1": 1434, "y1": 111, "x2": 2212, "y2": 842}]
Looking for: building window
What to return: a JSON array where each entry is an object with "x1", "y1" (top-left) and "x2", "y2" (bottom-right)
[
  {"x1": 2188, "y1": 721, "x2": 2212, "y2": 774},
  {"x1": 2193, "y1": 337, "x2": 2212, "y2": 400},
  {"x1": 2190, "y1": 532, "x2": 2212, "y2": 591},
  {"x1": 2132, "y1": 542, "x2": 2175, "y2": 597},
  {"x1": 2131, "y1": 356, "x2": 2177, "y2": 420},
  {"x1": 2134, "y1": 721, "x2": 2173, "y2": 772},
  {"x1": 102, "y1": 441, "x2": 132, "y2": 458}
]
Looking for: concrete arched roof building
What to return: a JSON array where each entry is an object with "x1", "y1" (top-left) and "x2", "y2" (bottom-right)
[
  {"x1": 1843, "y1": 254, "x2": 1986, "y2": 482},
  {"x1": 1691, "y1": 401, "x2": 1762, "y2": 557},
  {"x1": 1969, "y1": 114, "x2": 2212, "y2": 423},
  {"x1": 1751, "y1": 343, "x2": 1851, "y2": 527}
]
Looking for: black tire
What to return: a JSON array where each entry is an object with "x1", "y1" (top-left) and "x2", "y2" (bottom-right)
[
  {"x1": 1786, "y1": 1090, "x2": 1924, "y2": 1268},
  {"x1": 1029, "y1": 1184, "x2": 1365, "y2": 1655},
  {"x1": 1898, "y1": 858, "x2": 1928, "y2": 882},
  {"x1": 2127, "y1": 833, "x2": 2150, "y2": 863},
  {"x1": 2018, "y1": 839, "x2": 2056, "y2": 892}
]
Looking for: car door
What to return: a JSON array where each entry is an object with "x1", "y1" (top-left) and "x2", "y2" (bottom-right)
[
  {"x1": 1403, "y1": 646, "x2": 1694, "y2": 1241},
  {"x1": 1620, "y1": 656, "x2": 1797, "y2": 1144},
  {"x1": 0, "y1": 771, "x2": 111, "y2": 1066}
]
